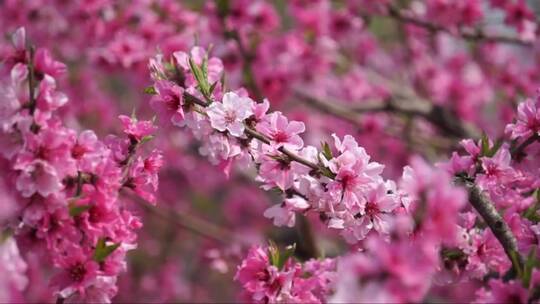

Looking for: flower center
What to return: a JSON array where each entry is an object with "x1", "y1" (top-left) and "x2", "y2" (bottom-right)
[
  {"x1": 365, "y1": 201, "x2": 379, "y2": 216},
  {"x1": 224, "y1": 111, "x2": 237, "y2": 124},
  {"x1": 69, "y1": 263, "x2": 87, "y2": 283},
  {"x1": 272, "y1": 131, "x2": 289, "y2": 143}
]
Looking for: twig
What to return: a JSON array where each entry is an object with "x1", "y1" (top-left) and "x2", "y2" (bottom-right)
[
  {"x1": 387, "y1": 6, "x2": 533, "y2": 47},
  {"x1": 184, "y1": 92, "x2": 334, "y2": 178},
  {"x1": 295, "y1": 89, "x2": 474, "y2": 139},
  {"x1": 510, "y1": 134, "x2": 540, "y2": 161},
  {"x1": 27, "y1": 46, "x2": 36, "y2": 115},
  {"x1": 456, "y1": 177, "x2": 524, "y2": 272}
]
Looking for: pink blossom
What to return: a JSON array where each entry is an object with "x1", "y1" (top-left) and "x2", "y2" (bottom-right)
[
  {"x1": 505, "y1": 96, "x2": 540, "y2": 139},
  {"x1": 118, "y1": 115, "x2": 156, "y2": 142},
  {"x1": 353, "y1": 183, "x2": 400, "y2": 239},
  {"x1": 15, "y1": 160, "x2": 63, "y2": 197},
  {"x1": 257, "y1": 112, "x2": 305, "y2": 150},
  {"x1": 151, "y1": 80, "x2": 185, "y2": 126},
  {"x1": 206, "y1": 92, "x2": 254, "y2": 137}
]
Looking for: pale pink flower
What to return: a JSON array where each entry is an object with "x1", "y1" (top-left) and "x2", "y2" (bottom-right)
[
  {"x1": 354, "y1": 184, "x2": 400, "y2": 239},
  {"x1": 257, "y1": 112, "x2": 305, "y2": 150},
  {"x1": 263, "y1": 197, "x2": 309, "y2": 227},
  {"x1": 15, "y1": 160, "x2": 63, "y2": 197},
  {"x1": 206, "y1": 92, "x2": 253, "y2": 137}
]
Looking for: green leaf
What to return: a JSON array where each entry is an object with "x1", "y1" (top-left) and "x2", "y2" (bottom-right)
[
  {"x1": 268, "y1": 240, "x2": 280, "y2": 268},
  {"x1": 267, "y1": 241, "x2": 296, "y2": 270},
  {"x1": 68, "y1": 202, "x2": 91, "y2": 217},
  {"x1": 93, "y1": 238, "x2": 121, "y2": 263},
  {"x1": 486, "y1": 139, "x2": 503, "y2": 157},
  {"x1": 321, "y1": 141, "x2": 333, "y2": 160},
  {"x1": 139, "y1": 135, "x2": 154, "y2": 145},
  {"x1": 144, "y1": 86, "x2": 157, "y2": 95},
  {"x1": 509, "y1": 250, "x2": 523, "y2": 279},
  {"x1": 209, "y1": 81, "x2": 218, "y2": 95},
  {"x1": 188, "y1": 57, "x2": 209, "y2": 95},
  {"x1": 480, "y1": 133, "x2": 490, "y2": 157},
  {"x1": 523, "y1": 246, "x2": 538, "y2": 287},
  {"x1": 277, "y1": 244, "x2": 296, "y2": 270}
]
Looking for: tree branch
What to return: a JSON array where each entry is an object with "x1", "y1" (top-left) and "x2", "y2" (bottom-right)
[
  {"x1": 295, "y1": 89, "x2": 475, "y2": 139},
  {"x1": 456, "y1": 177, "x2": 524, "y2": 272},
  {"x1": 510, "y1": 134, "x2": 540, "y2": 161},
  {"x1": 387, "y1": 6, "x2": 533, "y2": 47}
]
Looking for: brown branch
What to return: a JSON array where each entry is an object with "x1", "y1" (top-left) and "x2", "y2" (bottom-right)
[
  {"x1": 184, "y1": 92, "x2": 333, "y2": 178},
  {"x1": 456, "y1": 177, "x2": 524, "y2": 273},
  {"x1": 295, "y1": 89, "x2": 475, "y2": 139},
  {"x1": 510, "y1": 134, "x2": 540, "y2": 161},
  {"x1": 387, "y1": 6, "x2": 533, "y2": 47},
  {"x1": 27, "y1": 46, "x2": 36, "y2": 115}
]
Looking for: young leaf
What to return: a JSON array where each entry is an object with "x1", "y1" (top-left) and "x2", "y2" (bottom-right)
[
  {"x1": 144, "y1": 86, "x2": 157, "y2": 95},
  {"x1": 277, "y1": 244, "x2": 296, "y2": 270},
  {"x1": 68, "y1": 202, "x2": 91, "y2": 217},
  {"x1": 480, "y1": 133, "x2": 490, "y2": 157},
  {"x1": 486, "y1": 139, "x2": 503, "y2": 157},
  {"x1": 321, "y1": 141, "x2": 333, "y2": 160},
  {"x1": 94, "y1": 238, "x2": 121, "y2": 263},
  {"x1": 522, "y1": 246, "x2": 538, "y2": 287},
  {"x1": 268, "y1": 240, "x2": 280, "y2": 268}
]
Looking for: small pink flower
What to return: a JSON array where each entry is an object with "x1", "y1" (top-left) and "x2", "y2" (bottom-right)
[
  {"x1": 151, "y1": 80, "x2": 185, "y2": 126},
  {"x1": 206, "y1": 92, "x2": 253, "y2": 137},
  {"x1": 258, "y1": 155, "x2": 294, "y2": 191},
  {"x1": 263, "y1": 197, "x2": 309, "y2": 227},
  {"x1": 50, "y1": 246, "x2": 100, "y2": 299},
  {"x1": 34, "y1": 48, "x2": 67, "y2": 79},
  {"x1": 505, "y1": 96, "x2": 540, "y2": 139},
  {"x1": 354, "y1": 184, "x2": 400, "y2": 238},
  {"x1": 258, "y1": 112, "x2": 305, "y2": 150},
  {"x1": 15, "y1": 160, "x2": 63, "y2": 197},
  {"x1": 118, "y1": 115, "x2": 156, "y2": 142}
]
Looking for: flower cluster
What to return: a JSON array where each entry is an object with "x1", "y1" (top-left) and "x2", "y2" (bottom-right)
[
  {"x1": 149, "y1": 47, "x2": 411, "y2": 245},
  {"x1": 0, "y1": 28, "x2": 162, "y2": 302},
  {"x1": 235, "y1": 245, "x2": 336, "y2": 303}
]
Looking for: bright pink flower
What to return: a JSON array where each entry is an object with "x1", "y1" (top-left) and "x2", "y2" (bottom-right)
[
  {"x1": 118, "y1": 115, "x2": 156, "y2": 142},
  {"x1": 353, "y1": 183, "x2": 400, "y2": 239},
  {"x1": 505, "y1": 96, "x2": 540, "y2": 139},
  {"x1": 257, "y1": 112, "x2": 305, "y2": 150},
  {"x1": 150, "y1": 80, "x2": 185, "y2": 126},
  {"x1": 206, "y1": 92, "x2": 254, "y2": 137},
  {"x1": 34, "y1": 48, "x2": 67, "y2": 79},
  {"x1": 50, "y1": 246, "x2": 100, "y2": 299}
]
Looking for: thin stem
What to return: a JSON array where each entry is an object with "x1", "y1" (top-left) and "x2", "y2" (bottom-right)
[
  {"x1": 510, "y1": 134, "x2": 540, "y2": 161},
  {"x1": 184, "y1": 92, "x2": 333, "y2": 178},
  {"x1": 295, "y1": 89, "x2": 473, "y2": 139},
  {"x1": 387, "y1": 6, "x2": 533, "y2": 47},
  {"x1": 27, "y1": 46, "x2": 36, "y2": 115}
]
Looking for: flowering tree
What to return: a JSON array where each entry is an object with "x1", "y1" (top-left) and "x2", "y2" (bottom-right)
[{"x1": 1, "y1": 0, "x2": 540, "y2": 303}]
